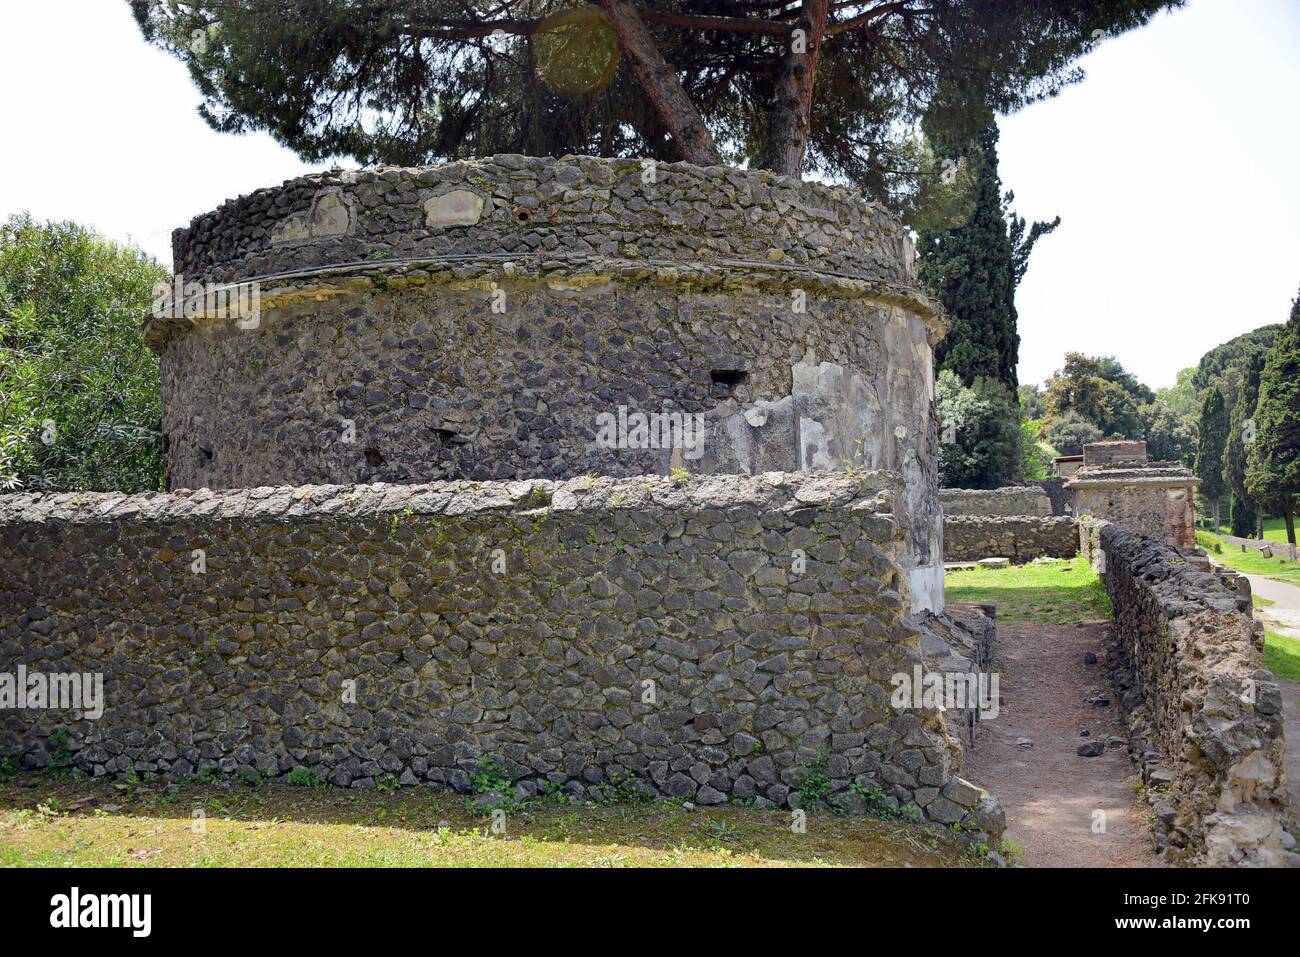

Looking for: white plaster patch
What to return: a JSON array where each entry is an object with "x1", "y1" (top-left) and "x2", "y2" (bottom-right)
[
  {"x1": 271, "y1": 189, "x2": 356, "y2": 244},
  {"x1": 911, "y1": 561, "x2": 945, "y2": 613},
  {"x1": 424, "y1": 189, "x2": 485, "y2": 227}
]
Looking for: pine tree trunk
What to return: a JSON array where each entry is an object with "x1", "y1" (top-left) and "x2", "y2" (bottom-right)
[
  {"x1": 598, "y1": 0, "x2": 722, "y2": 166},
  {"x1": 1213, "y1": 498, "x2": 1221, "y2": 533},
  {"x1": 760, "y1": 0, "x2": 829, "y2": 178},
  {"x1": 1287, "y1": 511, "x2": 1297, "y2": 547}
]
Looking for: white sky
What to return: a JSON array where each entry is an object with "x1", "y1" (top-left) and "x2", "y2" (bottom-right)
[{"x1": 1, "y1": 0, "x2": 1297, "y2": 389}]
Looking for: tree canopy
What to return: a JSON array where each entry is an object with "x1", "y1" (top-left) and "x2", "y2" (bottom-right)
[
  {"x1": 935, "y1": 369, "x2": 1021, "y2": 489},
  {"x1": 129, "y1": 0, "x2": 1179, "y2": 188},
  {"x1": 1041, "y1": 352, "x2": 1149, "y2": 440},
  {"x1": 1192, "y1": 323, "x2": 1281, "y2": 394},
  {"x1": 917, "y1": 122, "x2": 1058, "y2": 392},
  {"x1": 1245, "y1": 290, "x2": 1300, "y2": 544},
  {"x1": 0, "y1": 215, "x2": 166, "y2": 492}
]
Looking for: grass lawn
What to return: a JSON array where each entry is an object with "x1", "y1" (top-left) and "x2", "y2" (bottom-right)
[
  {"x1": 1264, "y1": 629, "x2": 1300, "y2": 682},
  {"x1": 0, "y1": 774, "x2": 984, "y2": 868},
  {"x1": 1211, "y1": 516, "x2": 1297, "y2": 545},
  {"x1": 944, "y1": 558, "x2": 1111, "y2": 624},
  {"x1": 1196, "y1": 529, "x2": 1300, "y2": 586}
]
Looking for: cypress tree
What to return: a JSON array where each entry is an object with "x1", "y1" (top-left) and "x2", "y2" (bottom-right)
[
  {"x1": 1246, "y1": 289, "x2": 1300, "y2": 545},
  {"x1": 1195, "y1": 387, "x2": 1229, "y2": 531},
  {"x1": 1224, "y1": 354, "x2": 1264, "y2": 537},
  {"x1": 917, "y1": 124, "x2": 1019, "y2": 391}
]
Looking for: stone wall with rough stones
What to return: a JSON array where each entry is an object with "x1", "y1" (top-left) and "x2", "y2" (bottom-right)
[
  {"x1": 1031, "y1": 478, "x2": 1070, "y2": 516},
  {"x1": 146, "y1": 156, "x2": 948, "y2": 612},
  {"x1": 1081, "y1": 520, "x2": 1296, "y2": 867},
  {"x1": 0, "y1": 472, "x2": 997, "y2": 835},
  {"x1": 939, "y1": 487, "x2": 1051, "y2": 517},
  {"x1": 166, "y1": 155, "x2": 922, "y2": 287},
  {"x1": 943, "y1": 516, "x2": 1080, "y2": 563}
]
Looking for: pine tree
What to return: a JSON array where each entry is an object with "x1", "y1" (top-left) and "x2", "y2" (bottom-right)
[
  {"x1": 128, "y1": 1, "x2": 1177, "y2": 187},
  {"x1": 1246, "y1": 289, "x2": 1300, "y2": 545},
  {"x1": 1195, "y1": 387, "x2": 1229, "y2": 531}
]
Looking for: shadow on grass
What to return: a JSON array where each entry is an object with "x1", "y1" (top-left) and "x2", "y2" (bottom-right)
[{"x1": 0, "y1": 774, "x2": 982, "y2": 868}]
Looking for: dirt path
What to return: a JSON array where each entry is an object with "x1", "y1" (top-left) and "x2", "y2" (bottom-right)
[
  {"x1": 1243, "y1": 572, "x2": 1300, "y2": 640},
  {"x1": 962, "y1": 621, "x2": 1158, "y2": 868}
]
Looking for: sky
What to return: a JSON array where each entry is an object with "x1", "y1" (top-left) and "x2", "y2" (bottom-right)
[{"x1": 1, "y1": 0, "x2": 1297, "y2": 390}]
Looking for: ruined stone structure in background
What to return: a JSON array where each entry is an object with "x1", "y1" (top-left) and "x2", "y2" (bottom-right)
[
  {"x1": 939, "y1": 486, "x2": 1050, "y2": 517},
  {"x1": 939, "y1": 486, "x2": 1079, "y2": 563},
  {"x1": 1053, "y1": 454, "x2": 1083, "y2": 480},
  {"x1": 1067, "y1": 441, "x2": 1199, "y2": 550},
  {"x1": 1082, "y1": 439, "x2": 1149, "y2": 467},
  {"x1": 146, "y1": 156, "x2": 947, "y2": 612}
]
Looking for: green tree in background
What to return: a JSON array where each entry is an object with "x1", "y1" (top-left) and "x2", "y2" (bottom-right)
[
  {"x1": 918, "y1": 123, "x2": 1058, "y2": 392},
  {"x1": 1246, "y1": 290, "x2": 1300, "y2": 545},
  {"x1": 1042, "y1": 352, "x2": 1149, "y2": 440},
  {"x1": 936, "y1": 369, "x2": 1022, "y2": 489},
  {"x1": 1155, "y1": 366, "x2": 1200, "y2": 423},
  {"x1": 1194, "y1": 386, "x2": 1229, "y2": 531},
  {"x1": 1223, "y1": 353, "x2": 1264, "y2": 537},
  {"x1": 1138, "y1": 400, "x2": 1196, "y2": 465},
  {"x1": 1045, "y1": 409, "x2": 1103, "y2": 456},
  {"x1": 0, "y1": 215, "x2": 165, "y2": 492},
  {"x1": 1018, "y1": 383, "x2": 1046, "y2": 420},
  {"x1": 1018, "y1": 417, "x2": 1056, "y2": 480}
]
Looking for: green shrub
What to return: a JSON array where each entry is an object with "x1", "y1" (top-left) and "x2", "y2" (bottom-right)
[
  {"x1": 0, "y1": 214, "x2": 166, "y2": 492},
  {"x1": 285, "y1": 766, "x2": 323, "y2": 788},
  {"x1": 468, "y1": 756, "x2": 512, "y2": 794}
]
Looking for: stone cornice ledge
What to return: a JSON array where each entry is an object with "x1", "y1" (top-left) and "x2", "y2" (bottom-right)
[
  {"x1": 141, "y1": 253, "x2": 946, "y2": 350},
  {"x1": 0, "y1": 470, "x2": 903, "y2": 527},
  {"x1": 1067, "y1": 475, "x2": 1201, "y2": 491}
]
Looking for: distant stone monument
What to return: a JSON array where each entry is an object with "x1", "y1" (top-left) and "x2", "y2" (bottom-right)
[{"x1": 1066, "y1": 441, "x2": 1200, "y2": 549}]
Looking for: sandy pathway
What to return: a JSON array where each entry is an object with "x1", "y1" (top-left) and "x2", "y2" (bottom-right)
[
  {"x1": 961, "y1": 621, "x2": 1158, "y2": 868},
  {"x1": 1244, "y1": 572, "x2": 1300, "y2": 640}
]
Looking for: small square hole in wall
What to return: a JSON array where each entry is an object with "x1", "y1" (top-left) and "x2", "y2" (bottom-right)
[
  {"x1": 364, "y1": 447, "x2": 385, "y2": 467},
  {"x1": 710, "y1": 369, "x2": 749, "y2": 395}
]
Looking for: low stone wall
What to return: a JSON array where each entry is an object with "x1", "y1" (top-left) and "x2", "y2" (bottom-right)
[
  {"x1": 1031, "y1": 478, "x2": 1070, "y2": 516},
  {"x1": 1081, "y1": 521, "x2": 1297, "y2": 866},
  {"x1": 0, "y1": 472, "x2": 995, "y2": 832},
  {"x1": 943, "y1": 516, "x2": 1079, "y2": 563},
  {"x1": 1213, "y1": 531, "x2": 1299, "y2": 562},
  {"x1": 939, "y1": 486, "x2": 1051, "y2": 517}
]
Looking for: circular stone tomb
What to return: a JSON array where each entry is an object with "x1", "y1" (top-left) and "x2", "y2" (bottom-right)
[{"x1": 147, "y1": 155, "x2": 947, "y2": 609}]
